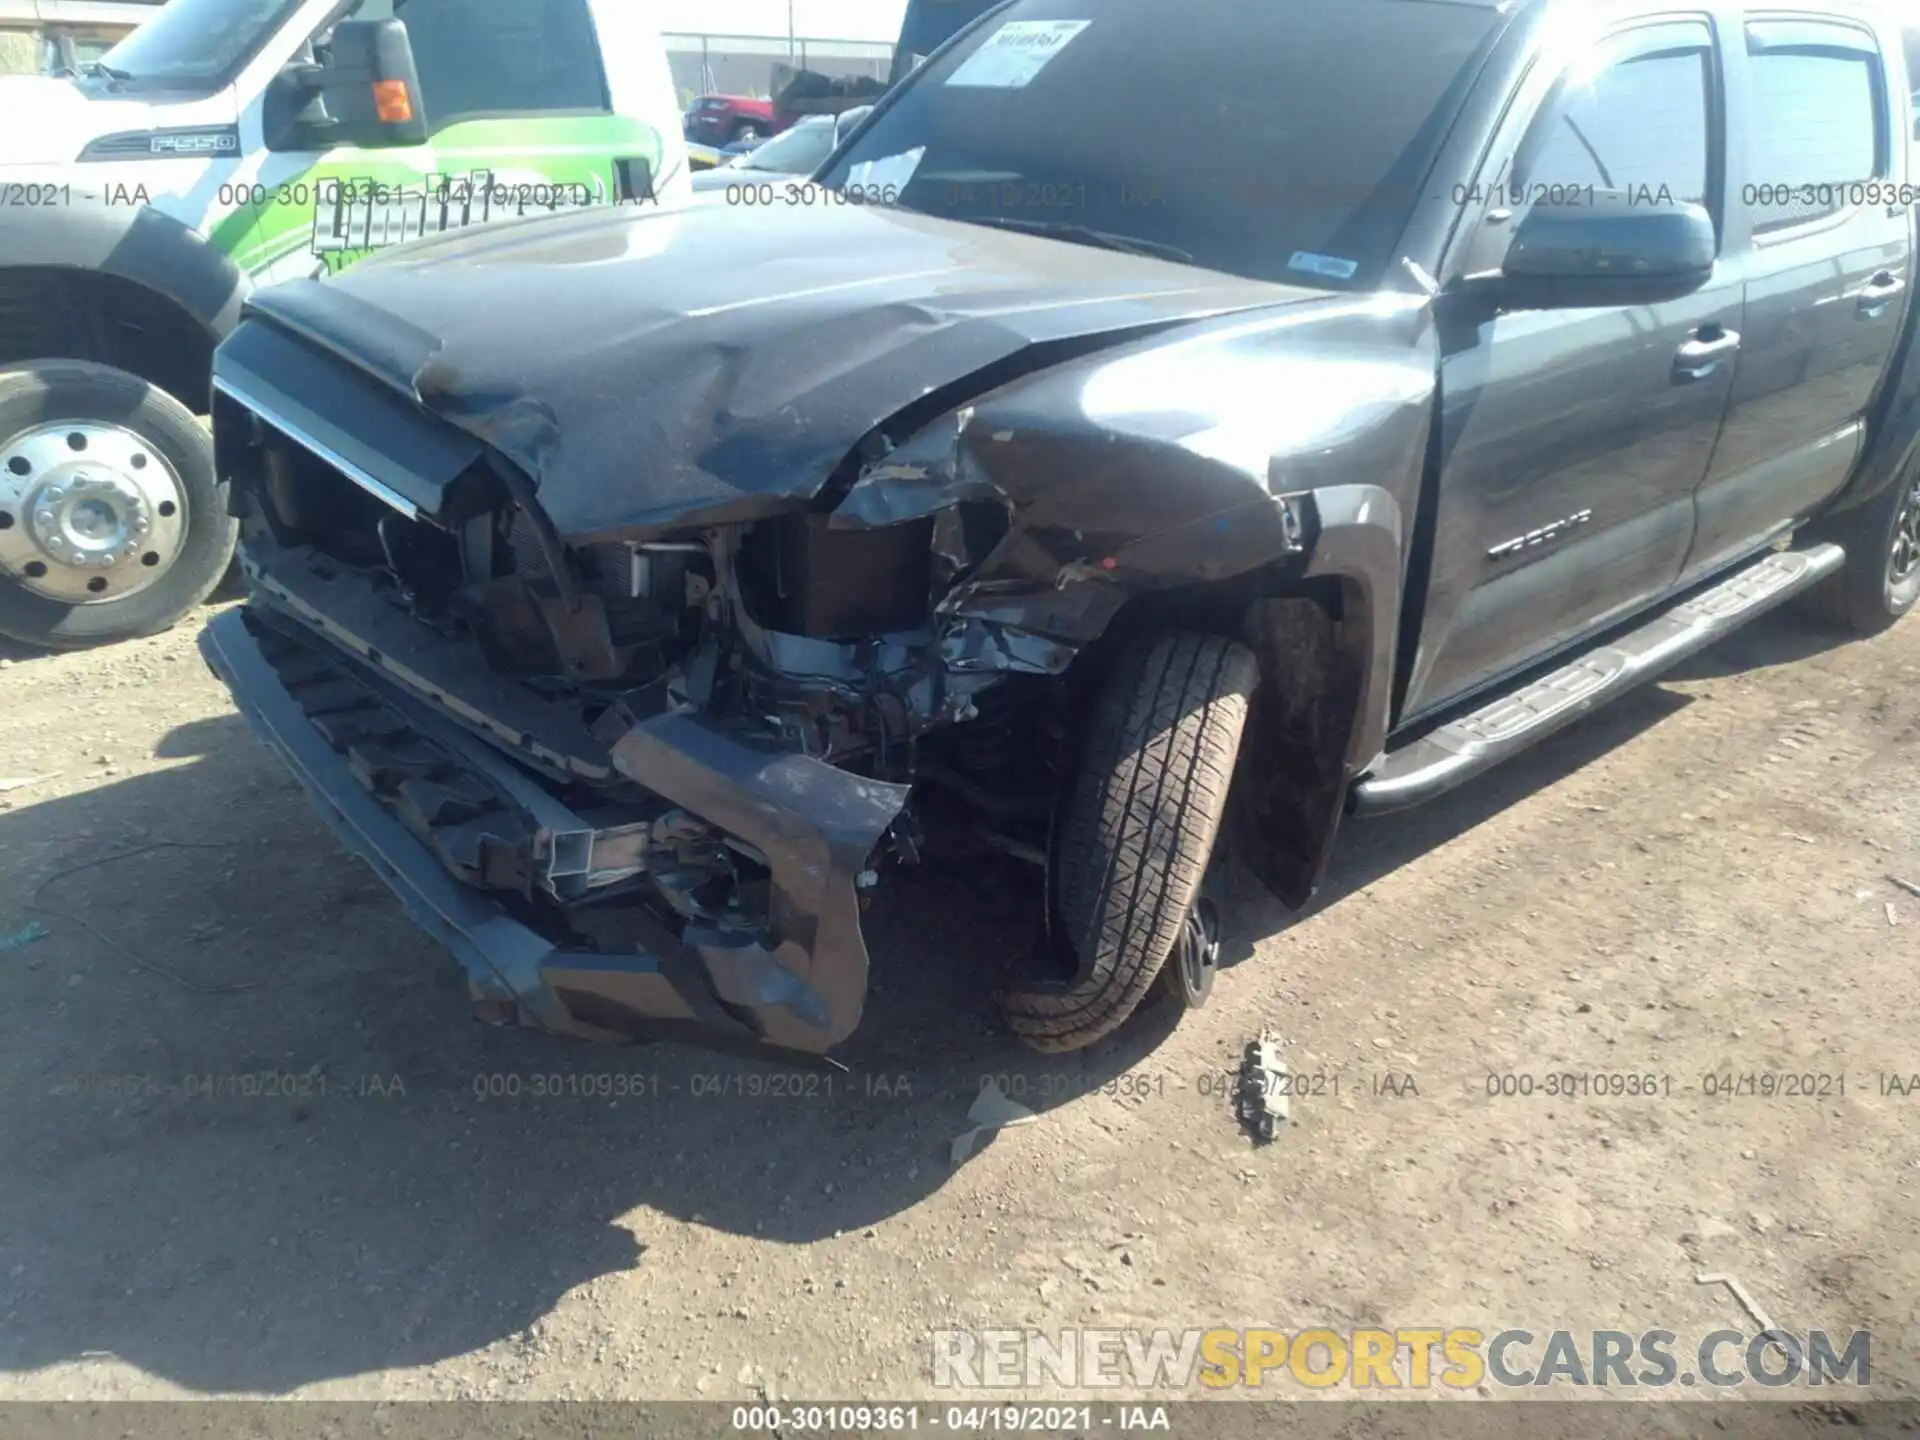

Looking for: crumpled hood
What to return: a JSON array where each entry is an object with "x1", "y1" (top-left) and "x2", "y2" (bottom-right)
[{"x1": 241, "y1": 200, "x2": 1319, "y2": 541}]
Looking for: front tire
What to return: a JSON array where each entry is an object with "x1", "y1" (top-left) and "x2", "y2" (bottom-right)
[
  {"x1": 0, "y1": 360, "x2": 234, "y2": 650},
  {"x1": 1001, "y1": 633, "x2": 1257, "y2": 1053}
]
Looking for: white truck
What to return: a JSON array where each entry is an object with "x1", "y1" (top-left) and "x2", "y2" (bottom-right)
[{"x1": 0, "y1": 0, "x2": 689, "y2": 648}]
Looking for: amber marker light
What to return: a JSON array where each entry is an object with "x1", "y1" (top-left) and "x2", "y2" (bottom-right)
[{"x1": 373, "y1": 80, "x2": 415, "y2": 124}]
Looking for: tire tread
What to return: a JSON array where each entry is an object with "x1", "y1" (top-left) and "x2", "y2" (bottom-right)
[{"x1": 1002, "y1": 632, "x2": 1256, "y2": 1052}]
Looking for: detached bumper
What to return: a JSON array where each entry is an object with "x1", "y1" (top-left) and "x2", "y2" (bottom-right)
[{"x1": 199, "y1": 607, "x2": 909, "y2": 1056}]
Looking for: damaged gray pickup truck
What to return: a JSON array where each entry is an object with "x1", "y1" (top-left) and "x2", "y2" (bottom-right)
[{"x1": 200, "y1": 0, "x2": 1920, "y2": 1059}]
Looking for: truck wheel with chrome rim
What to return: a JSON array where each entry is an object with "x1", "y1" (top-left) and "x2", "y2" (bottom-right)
[
  {"x1": 0, "y1": 360, "x2": 235, "y2": 650},
  {"x1": 1803, "y1": 459, "x2": 1920, "y2": 635}
]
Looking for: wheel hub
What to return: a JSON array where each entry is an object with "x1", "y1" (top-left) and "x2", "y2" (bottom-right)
[
  {"x1": 1166, "y1": 895, "x2": 1221, "y2": 1009},
  {"x1": 0, "y1": 422, "x2": 187, "y2": 604},
  {"x1": 1890, "y1": 479, "x2": 1920, "y2": 587}
]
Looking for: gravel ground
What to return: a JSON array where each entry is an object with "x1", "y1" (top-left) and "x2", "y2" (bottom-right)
[{"x1": 0, "y1": 599, "x2": 1914, "y2": 1413}]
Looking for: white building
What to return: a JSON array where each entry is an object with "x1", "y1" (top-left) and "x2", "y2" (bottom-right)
[{"x1": 655, "y1": 0, "x2": 910, "y2": 100}]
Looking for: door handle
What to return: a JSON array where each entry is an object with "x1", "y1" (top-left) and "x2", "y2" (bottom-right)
[
  {"x1": 1673, "y1": 328, "x2": 1741, "y2": 383},
  {"x1": 1858, "y1": 271, "x2": 1906, "y2": 319}
]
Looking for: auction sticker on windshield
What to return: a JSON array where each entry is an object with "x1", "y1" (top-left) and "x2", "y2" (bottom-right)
[
  {"x1": 1289, "y1": 251, "x2": 1361, "y2": 281},
  {"x1": 946, "y1": 20, "x2": 1092, "y2": 88}
]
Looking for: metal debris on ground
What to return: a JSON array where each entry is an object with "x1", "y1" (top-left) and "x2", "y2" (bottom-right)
[
  {"x1": 1886, "y1": 875, "x2": 1920, "y2": 900},
  {"x1": 1695, "y1": 1271, "x2": 1777, "y2": 1334},
  {"x1": 950, "y1": 1077, "x2": 1039, "y2": 1164},
  {"x1": 0, "y1": 922, "x2": 49, "y2": 953},
  {"x1": 1236, "y1": 1030, "x2": 1290, "y2": 1144},
  {"x1": 1886, "y1": 902, "x2": 1900, "y2": 928}
]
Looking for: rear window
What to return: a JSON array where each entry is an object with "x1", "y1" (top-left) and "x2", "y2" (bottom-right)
[
  {"x1": 824, "y1": 0, "x2": 1503, "y2": 289},
  {"x1": 1908, "y1": 28, "x2": 1920, "y2": 135},
  {"x1": 395, "y1": 0, "x2": 609, "y2": 126},
  {"x1": 1746, "y1": 23, "x2": 1884, "y2": 231}
]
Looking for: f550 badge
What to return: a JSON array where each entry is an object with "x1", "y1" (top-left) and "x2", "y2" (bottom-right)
[{"x1": 150, "y1": 130, "x2": 240, "y2": 156}]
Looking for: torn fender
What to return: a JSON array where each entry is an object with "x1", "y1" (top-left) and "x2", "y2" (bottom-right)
[{"x1": 833, "y1": 295, "x2": 1437, "y2": 680}]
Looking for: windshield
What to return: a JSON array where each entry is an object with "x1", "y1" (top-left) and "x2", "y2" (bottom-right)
[
  {"x1": 733, "y1": 119, "x2": 839, "y2": 175},
  {"x1": 825, "y1": 0, "x2": 1502, "y2": 289},
  {"x1": 97, "y1": 0, "x2": 304, "y2": 91}
]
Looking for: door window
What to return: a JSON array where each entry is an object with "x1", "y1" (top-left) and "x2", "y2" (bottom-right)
[
  {"x1": 1906, "y1": 27, "x2": 1920, "y2": 138},
  {"x1": 352, "y1": 0, "x2": 611, "y2": 132},
  {"x1": 1745, "y1": 28, "x2": 1881, "y2": 231},
  {"x1": 1514, "y1": 46, "x2": 1712, "y2": 209}
]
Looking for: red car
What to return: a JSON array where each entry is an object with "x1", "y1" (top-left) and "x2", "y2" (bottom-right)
[{"x1": 685, "y1": 94, "x2": 778, "y2": 146}]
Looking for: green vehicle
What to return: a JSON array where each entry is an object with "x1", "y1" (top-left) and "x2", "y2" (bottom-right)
[{"x1": 0, "y1": 0, "x2": 689, "y2": 649}]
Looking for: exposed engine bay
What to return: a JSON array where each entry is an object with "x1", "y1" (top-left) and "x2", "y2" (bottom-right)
[
  {"x1": 209, "y1": 410, "x2": 1090, "y2": 1057},
  {"x1": 240, "y1": 412, "x2": 1066, "y2": 819},
  {"x1": 196, "y1": 199, "x2": 1419, "y2": 1056}
]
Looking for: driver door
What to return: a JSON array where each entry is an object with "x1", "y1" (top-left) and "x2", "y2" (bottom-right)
[{"x1": 1402, "y1": 18, "x2": 1741, "y2": 720}]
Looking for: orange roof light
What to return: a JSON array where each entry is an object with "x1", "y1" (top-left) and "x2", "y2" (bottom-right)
[{"x1": 373, "y1": 79, "x2": 414, "y2": 124}]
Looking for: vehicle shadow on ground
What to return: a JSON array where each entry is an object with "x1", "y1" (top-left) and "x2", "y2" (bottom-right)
[
  {"x1": 1213, "y1": 679, "x2": 1694, "y2": 966},
  {"x1": 1660, "y1": 603, "x2": 1858, "y2": 681},
  {"x1": 0, "y1": 715, "x2": 1177, "y2": 1393},
  {"x1": 0, "y1": 636, "x2": 56, "y2": 666},
  {"x1": 0, "y1": 611, "x2": 1838, "y2": 1393},
  {"x1": 1210, "y1": 606, "x2": 1858, "y2": 962},
  {"x1": 0, "y1": 601, "x2": 234, "y2": 670}
]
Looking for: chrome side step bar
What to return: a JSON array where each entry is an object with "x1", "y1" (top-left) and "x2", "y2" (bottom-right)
[{"x1": 1351, "y1": 543, "x2": 1846, "y2": 816}]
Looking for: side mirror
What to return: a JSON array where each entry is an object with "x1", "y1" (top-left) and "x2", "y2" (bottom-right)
[
  {"x1": 321, "y1": 19, "x2": 427, "y2": 147},
  {"x1": 269, "y1": 19, "x2": 427, "y2": 151},
  {"x1": 1496, "y1": 194, "x2": 1716, "y2": 310}
]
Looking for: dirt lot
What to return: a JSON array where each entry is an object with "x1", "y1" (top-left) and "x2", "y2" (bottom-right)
[{"x1": 0, "y1": 598, "x2": 1915, "y2": 1410}]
